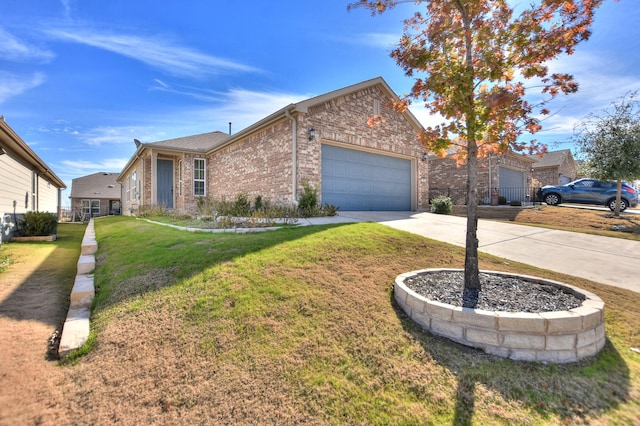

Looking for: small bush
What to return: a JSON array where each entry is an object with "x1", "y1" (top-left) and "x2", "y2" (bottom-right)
[
  {"x1": 430, "y1": 196, "x2": 452, "y2": 215},
  {"x1": 298, "y1": 180, "x2": 320, "y2": 217},
  {"x1": 510, "y1": 200, "x2": 522, "y2": 206},
  {"x1": 18, "y1": 211, "x2": 58, "y2": 236},
  {"x1": 254, "y1": 195, "x2": 264, "y2": 212},
  {"x1": 498, "y1": 196, "x2": 507, "y2": 205},
  {"x1": 231, "y1": 192, "x2": 251, "y2": 217},
  {"x1": 138, "y1": 205, "x2": 170, "y2": 218},
  {"x1": 321, "y1": 203, "x2": 339, "y2": 217}
]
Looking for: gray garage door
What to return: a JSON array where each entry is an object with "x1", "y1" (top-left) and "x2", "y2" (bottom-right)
[{"x1": 321, "y1": 145, "x2": 411, "y2": 211}]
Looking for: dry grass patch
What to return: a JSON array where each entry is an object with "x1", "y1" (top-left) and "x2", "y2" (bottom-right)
[
  {"x1": 508, "y1": 205, "x2": 640, "y2": 240},
  {"x1": 49, "y1": 217, "x2": 640, "y2": 425}
]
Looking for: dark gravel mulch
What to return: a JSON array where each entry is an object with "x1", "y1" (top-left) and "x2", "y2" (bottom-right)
[{"x1": 403, "y1": 271, "x2": 583, "y2": 313}]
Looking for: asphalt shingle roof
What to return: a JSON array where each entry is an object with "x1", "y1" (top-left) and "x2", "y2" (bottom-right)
[{"x1": 148, "y1": 131, "x2": 231, "y2": 152}]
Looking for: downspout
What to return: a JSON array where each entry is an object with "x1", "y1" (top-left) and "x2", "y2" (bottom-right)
[{"x1": 284, "y1": 110, "x2": 298, "y2": 204}]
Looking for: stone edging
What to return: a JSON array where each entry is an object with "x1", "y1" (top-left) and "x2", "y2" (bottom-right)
[
  {"x1": 58, "y1": 219, "x2": 96, "y2": 357},
  {"x1": 394, "y1": 268, "x2": 606, "y2": 363}
]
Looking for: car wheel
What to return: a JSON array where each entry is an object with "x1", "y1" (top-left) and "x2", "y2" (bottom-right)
[
  {"x1": 608, "y1": 198, "x2": 628, "y2": 212},
  {"x1": 544, "y1": 193, "x2": 560, "y2": 206}
]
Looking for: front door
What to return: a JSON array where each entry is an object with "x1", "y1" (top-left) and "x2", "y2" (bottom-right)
[{"x1": 157, "y1": 159, "x2": 174, "y2": 208}]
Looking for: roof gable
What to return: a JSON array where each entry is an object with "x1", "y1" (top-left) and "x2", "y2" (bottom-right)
[
  {"x1": 71, "y1": 172, "x2": 121, "y2": 199},
  {"x1": 528, "y1": 149, "x2": 574, "y2": 168},
  {"x1": 148, "y1": 131, "x2": 230, "y2": 152}
]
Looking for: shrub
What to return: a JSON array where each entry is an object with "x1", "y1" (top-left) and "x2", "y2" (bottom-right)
[
  {"x1": 138, "y1": 205, "x2": 170, "y2": 218},
  {"x1": 298, "y1": 180, "x2": 320, "y2": 217},
  {"x1": 498, "y1": 196, "x2": 507, "y2": 205},
  {"x1": 18, "y1": 211, "x2": 58, "y2": 236},
  {"x1": 430, "y1": 196, "x2": 452, "y2": 215},
  {"x1": 231, "y1": 192, "x2": 251, "y2": 217},
  {"x1": 321, "y1": 203, "x2": 339, "y2": 217},
  {"x1": 510, "y1": 200, "x2": 522, "y2": 206},
  {"x1": 254, "y1": 195, "x2": 264, "y2": 212}
]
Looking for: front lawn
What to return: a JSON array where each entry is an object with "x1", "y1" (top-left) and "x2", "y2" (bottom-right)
[{"x1": 60, "y1": 216, "x2": 639, "y2": 424}]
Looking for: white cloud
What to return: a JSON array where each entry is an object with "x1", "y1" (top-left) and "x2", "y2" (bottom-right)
[
  {"x1": 138, "y1": 85, "x2": 312, "y2": 139},
  {"x1": 60, "y1": 158, "x2": 128, "y2": 172},
  {"x1": 78, "y1": 125, "x2": 168, "y2": 146},
  {"x1": 0, "y1": 27, "x2": 55, "y2": 63},
  {"x1": 60, "y1": 0, "x2": 75, "y2": 19},
  {"x1": 44, "y1": 26, "x2": 261, "y2": 78},
  {"x1": 0, "y1": 72, "x2": 46, "y2": 104}
]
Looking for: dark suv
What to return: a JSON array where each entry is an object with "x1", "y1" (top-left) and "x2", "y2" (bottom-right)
[{"x1": 539, "y1": 178, "x2": 638, "y2": 212}]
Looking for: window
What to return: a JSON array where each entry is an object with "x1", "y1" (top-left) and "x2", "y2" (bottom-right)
[
  {"x1": 81, "y1": 199, "x2": 90, "y2": 215},
  {"x1": 373, "y1": 99, "x2": 381, "y2": 116},
  {"x1": 178, "y1": 160, "x2": 183, "y2": 196},
  {"x1": 193, "y1": 158, "x2": 206, "y2": 196},
  {"x1": 131, "y1": 171, "x2": 138, "y2": 200},
  {"x1": 31, "y1": 171, "x2": 37, "y2": 210},
  {"x1": 81, "y1": 200, "x2": 100, "y2": 216}
]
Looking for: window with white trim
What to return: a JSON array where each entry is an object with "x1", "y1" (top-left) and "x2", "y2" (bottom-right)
[{"x1": 193, "y1": 158, "x2": 206, "y2": 196}]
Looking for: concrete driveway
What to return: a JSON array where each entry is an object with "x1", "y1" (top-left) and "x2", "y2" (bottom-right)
[{"x1": 308, "y1": 211, "x2": 640, "y2": 293}]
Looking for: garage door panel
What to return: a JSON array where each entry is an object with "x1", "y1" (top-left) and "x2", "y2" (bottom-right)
[{"x1": 321, "y1": 145, "x2": 411, "y2": 211}]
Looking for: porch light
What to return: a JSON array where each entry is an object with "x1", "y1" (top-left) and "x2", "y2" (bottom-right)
[
  {"x1": 421, "y1": 152, "x2": 428, "y2": 162},
  {"x1": 308, "y1": 128, "x2": 315, "y2": 141}
]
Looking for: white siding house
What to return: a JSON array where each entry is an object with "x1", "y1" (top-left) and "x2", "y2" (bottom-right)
[{"x1": 0, "y1": 117, "x2": 66, "y2": 241}]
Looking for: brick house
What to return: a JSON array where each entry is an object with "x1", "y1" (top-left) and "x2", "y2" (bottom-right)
[
  {"x1": 527, "y1": 149, "x2": 577, "y2": 187},
  {"x1": 0, "y1": 118, "x2": 66, "y2": 242},
  {"x1": 118, "y1": 77, "x2": 429, "y2": 214},
  {"x1": 428, "y1": 150, "x2": 536, "y2": 204},
  {"x1": 70, "y1": 172, "x2": 122, "y2": 221}
]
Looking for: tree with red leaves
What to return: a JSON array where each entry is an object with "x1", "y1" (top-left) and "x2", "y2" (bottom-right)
[{"x1": 349, "y1": 0, "x2": 605, "y2": 291}]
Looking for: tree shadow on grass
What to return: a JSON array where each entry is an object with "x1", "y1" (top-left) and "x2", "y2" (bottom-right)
[{"x1": 391, "y1": 292, "x2": 631, "y2": 424}]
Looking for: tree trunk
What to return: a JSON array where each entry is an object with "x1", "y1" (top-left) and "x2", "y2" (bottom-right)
[
  {"x1": 464, "y1": 141, "x2": 481, "y2": 290},
  {"x1": 614, "y1": 180, "x2": 622, "y2": 217}
]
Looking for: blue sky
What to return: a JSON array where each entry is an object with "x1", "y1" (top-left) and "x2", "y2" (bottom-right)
[{"x1": 1, "y1": 0, "x2": 639, "y2": 201}]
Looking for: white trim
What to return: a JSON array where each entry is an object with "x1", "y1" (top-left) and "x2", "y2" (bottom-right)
[{"x1": 193, "y1": 158, "x2": 206, "y2": 196}]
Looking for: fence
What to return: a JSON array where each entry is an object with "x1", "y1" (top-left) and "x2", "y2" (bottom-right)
[{"x1": 429, "y1": 187, "x2": 541, "y2": 205}]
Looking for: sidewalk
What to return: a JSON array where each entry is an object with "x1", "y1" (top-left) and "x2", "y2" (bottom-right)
[{"x1": 308, "y1": 211, "x2": 640, "y2": 293}]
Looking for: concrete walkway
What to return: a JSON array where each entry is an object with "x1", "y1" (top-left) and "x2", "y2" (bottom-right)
[{"x1": 306, "y1": 211, "x2": 640, "y2": 293}]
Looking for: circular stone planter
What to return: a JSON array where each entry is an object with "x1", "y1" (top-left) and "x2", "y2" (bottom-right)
[{"x1": 394, "y1": 269, "x2": 606, "y2": 363}]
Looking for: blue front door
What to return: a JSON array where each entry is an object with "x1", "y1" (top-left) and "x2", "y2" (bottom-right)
[{"x1": 157, "y1": 159, "x2": 174, "y2": 208}]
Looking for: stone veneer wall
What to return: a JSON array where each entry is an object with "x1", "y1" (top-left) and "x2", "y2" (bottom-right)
[{"x1": 394, "y1": 269, "x2": 606, "y2": 363}]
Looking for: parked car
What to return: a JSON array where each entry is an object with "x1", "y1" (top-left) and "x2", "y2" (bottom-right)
[{"x1": 538, "y1": 178, "x2": 638, "y2": 212}]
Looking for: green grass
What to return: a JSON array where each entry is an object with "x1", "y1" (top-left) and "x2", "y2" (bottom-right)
[{"x1": 79, "y1": 216, "x2": 640, "y2": 424}]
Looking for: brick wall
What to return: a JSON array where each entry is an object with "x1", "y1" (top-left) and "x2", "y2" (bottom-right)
[
  {"x1": 199, "y1": 83, "x2": 429, "y2": 210},
  {"x1": 300, "y1": 85, "x2": 428, "y2": 208},
  {"x1": 429, "y1": 153, "x2": 534, "y2": 204},
  {"x1": 125, "y1": 82, "x2": 430, "y2": 214}
]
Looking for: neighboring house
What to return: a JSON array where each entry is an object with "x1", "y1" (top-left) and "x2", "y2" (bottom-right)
[
  {"x1": 0, "y1": 117, "x2": 66, "y2": 242},
  {"x1": 118, "y1": 77, "x2": 429, "y2": 214},
  {"x1": 527, "y1": 149, "x2": 577, "y2": 187},
  {"x1": 70, "y1": 172, "x2": 122, "y2": 221},
  {"x1": 428, "y1": 150, "x2": 536, "y2": 204}
]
